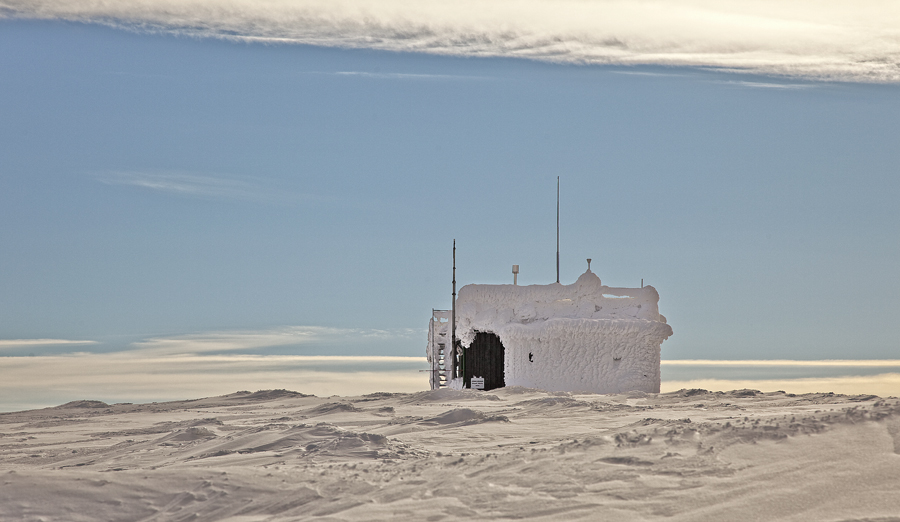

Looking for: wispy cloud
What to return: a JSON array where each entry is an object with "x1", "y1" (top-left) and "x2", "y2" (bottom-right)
[
  {"x1": 0, "y1": 326, "x2": 426, "y2": 409},
  {"x1": 1, "y1": 326, "x2": 422, "y2": 357},
  {"x1": 2, "y1": 353, "x2": 897, "y2": 411},
  {"x1": 609, "y1": 70, "x2": 687, "y2": 78},
  {"x1": 133, "y1": 327, "x2": 338, "y2": 355},
  {"x1": 4, "y1": 0, "x2": 900, "y2": 82},
  {"x1": 99, "y1": 171, "x2": 247, "y2": 196},
  {"x1": 717, "y1": 80, "x2": 814, "y2": 89},
  {"x1": 131, "y1": 326, "x2": 422, "y2": 355},
  {"x1": 0, "y1": 339, "x2": 98, "y2": 351},
  {"x1": 0, "y1": 353, "x2": 429, "y2": 411},
  {"x1": 330, "y1": 71, "x2": 489, "y2": 81},
  {"x1": 96, "y1": 171, "x2": 297, "y2": 202}
]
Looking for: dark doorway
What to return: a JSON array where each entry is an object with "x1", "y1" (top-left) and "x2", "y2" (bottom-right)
[{"x1": 464, "y1": 331, "x2": 505, "y2": 391}]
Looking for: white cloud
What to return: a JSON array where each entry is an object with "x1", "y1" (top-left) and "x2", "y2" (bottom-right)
[
  {"x1": 0, "y1": 326, "x2": 426, "y2": 409},
  {"x1": 132, "y1": 327, "x2": 328, "y2": 354},
  {"x1": 131, "y1": 326, "x2": 422, "y2": 355},
  {"x1": 4, "y1": 0, "x2": 900, "y2": 82},
  {"x1": 717, "y1": 80, "x2": 813, "y2": 89},
  {"x1": 0, "y1": 353, "x2": 429, "y2": 411},
  {"x1": 2, "y1": 352, "x2": 896, "y2": 411},
  {"x1": 0, "y1": 339, "x2": 98, "y2": 350}
]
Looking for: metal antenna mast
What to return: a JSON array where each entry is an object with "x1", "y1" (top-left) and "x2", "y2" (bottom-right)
[
  {"x1": 451, "y1": 239, "x2": 457, "y2": 380},
  {"x1": 556, "y1": 176, "x2": 560, "y2": 284}
]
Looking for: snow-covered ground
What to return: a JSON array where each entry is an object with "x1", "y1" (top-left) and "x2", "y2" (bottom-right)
[{"x1": 2, "y1": 387, "x2": 899, "y2": 521}]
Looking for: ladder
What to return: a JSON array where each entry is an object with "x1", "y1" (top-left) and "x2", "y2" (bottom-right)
[{"x1": 428, "y1": 309, "x2": 451, "y2": 389}]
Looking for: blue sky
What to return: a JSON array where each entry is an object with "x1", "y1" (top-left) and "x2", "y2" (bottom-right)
[{"x1": 2, "y1": 7, "x2": 899, "y2": 362}]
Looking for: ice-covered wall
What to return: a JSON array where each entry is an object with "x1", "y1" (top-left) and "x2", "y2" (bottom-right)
[{"x1": 455, "y1": 270, "x2": 673, "y2": 393}]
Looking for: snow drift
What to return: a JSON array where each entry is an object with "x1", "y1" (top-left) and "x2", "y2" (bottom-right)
[{"x1": 3, "y1": 388, "x2": 899, "y2": 521}]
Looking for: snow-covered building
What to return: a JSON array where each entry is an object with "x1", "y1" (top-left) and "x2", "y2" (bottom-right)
[{"x1": 427, "y1": 265, "x2": 673, "y2": 393}]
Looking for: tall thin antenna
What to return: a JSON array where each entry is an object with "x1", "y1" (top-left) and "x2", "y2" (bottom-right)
[
  {"x1": 451, "y1": 239, "x2": 457, "y2": 380},
  {"x1": 556, "y1": 176, "x2": 560, "y2": 284}
]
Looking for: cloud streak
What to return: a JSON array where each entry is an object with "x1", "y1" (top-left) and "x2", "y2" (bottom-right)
[
  {"x1": 131, "y1": 326, "x2": 422, "y2": 355},
  {"x1": 717, "y1": 80, "x2": 814, "y2": 89},
  {"x1": 0, "y1": 339, "x2": 98, "y2": 351},
  {"x1": 132, "y1": 327, "x2": 330, "y2": 355},
  {"x1": 331, "y1": 71, "x2": 489, "y2": 81},
  {"x1": 1, "y1": 326, "x2": 424, "y2": 357},
  {"x1": 4, "y1": 0, "x2": 900, "y2": 82},
  {"x1": 0, "y1": 353, "x2": 429, "y2": 411},
  {"x1": 96, "y1": 171, "x2": 311, "y2": 203},
  {"x1": 2, "y1": 352, "x2": 896, "y2": 411}
]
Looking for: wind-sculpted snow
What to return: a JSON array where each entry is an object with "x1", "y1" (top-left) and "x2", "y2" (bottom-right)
[
  {"x1": 401, "y1": 388, "x2": 502, "y2": 403},
  {"x1": 421, "y1": 408, "x2": 509, "y2": 426},
  {"x1": 2, "y1": 388, "x2": 900, "y2": 520},
  {"x1": 4, "y1": 0, "x2": 900, "y2": 82}
]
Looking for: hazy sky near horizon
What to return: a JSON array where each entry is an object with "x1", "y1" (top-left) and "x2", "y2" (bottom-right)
[{"x1": 2, "y1": 3, "x2": 899, "y2": 361}]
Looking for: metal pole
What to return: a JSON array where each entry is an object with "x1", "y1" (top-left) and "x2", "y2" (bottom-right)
[
  {"x1": 556, "y1": 176, "x2": 560, "y2": 284},
  {"x1": 430, "y1": 309, "x2": 434, "y2": 389},
  {"x1": 451, "y1": 240, "x2": 457, "y2": 380}
]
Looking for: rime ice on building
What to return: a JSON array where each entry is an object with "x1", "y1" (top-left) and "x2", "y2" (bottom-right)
[{"x1": 427, "y1": 264, "x2": 673, "y2": 393}]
